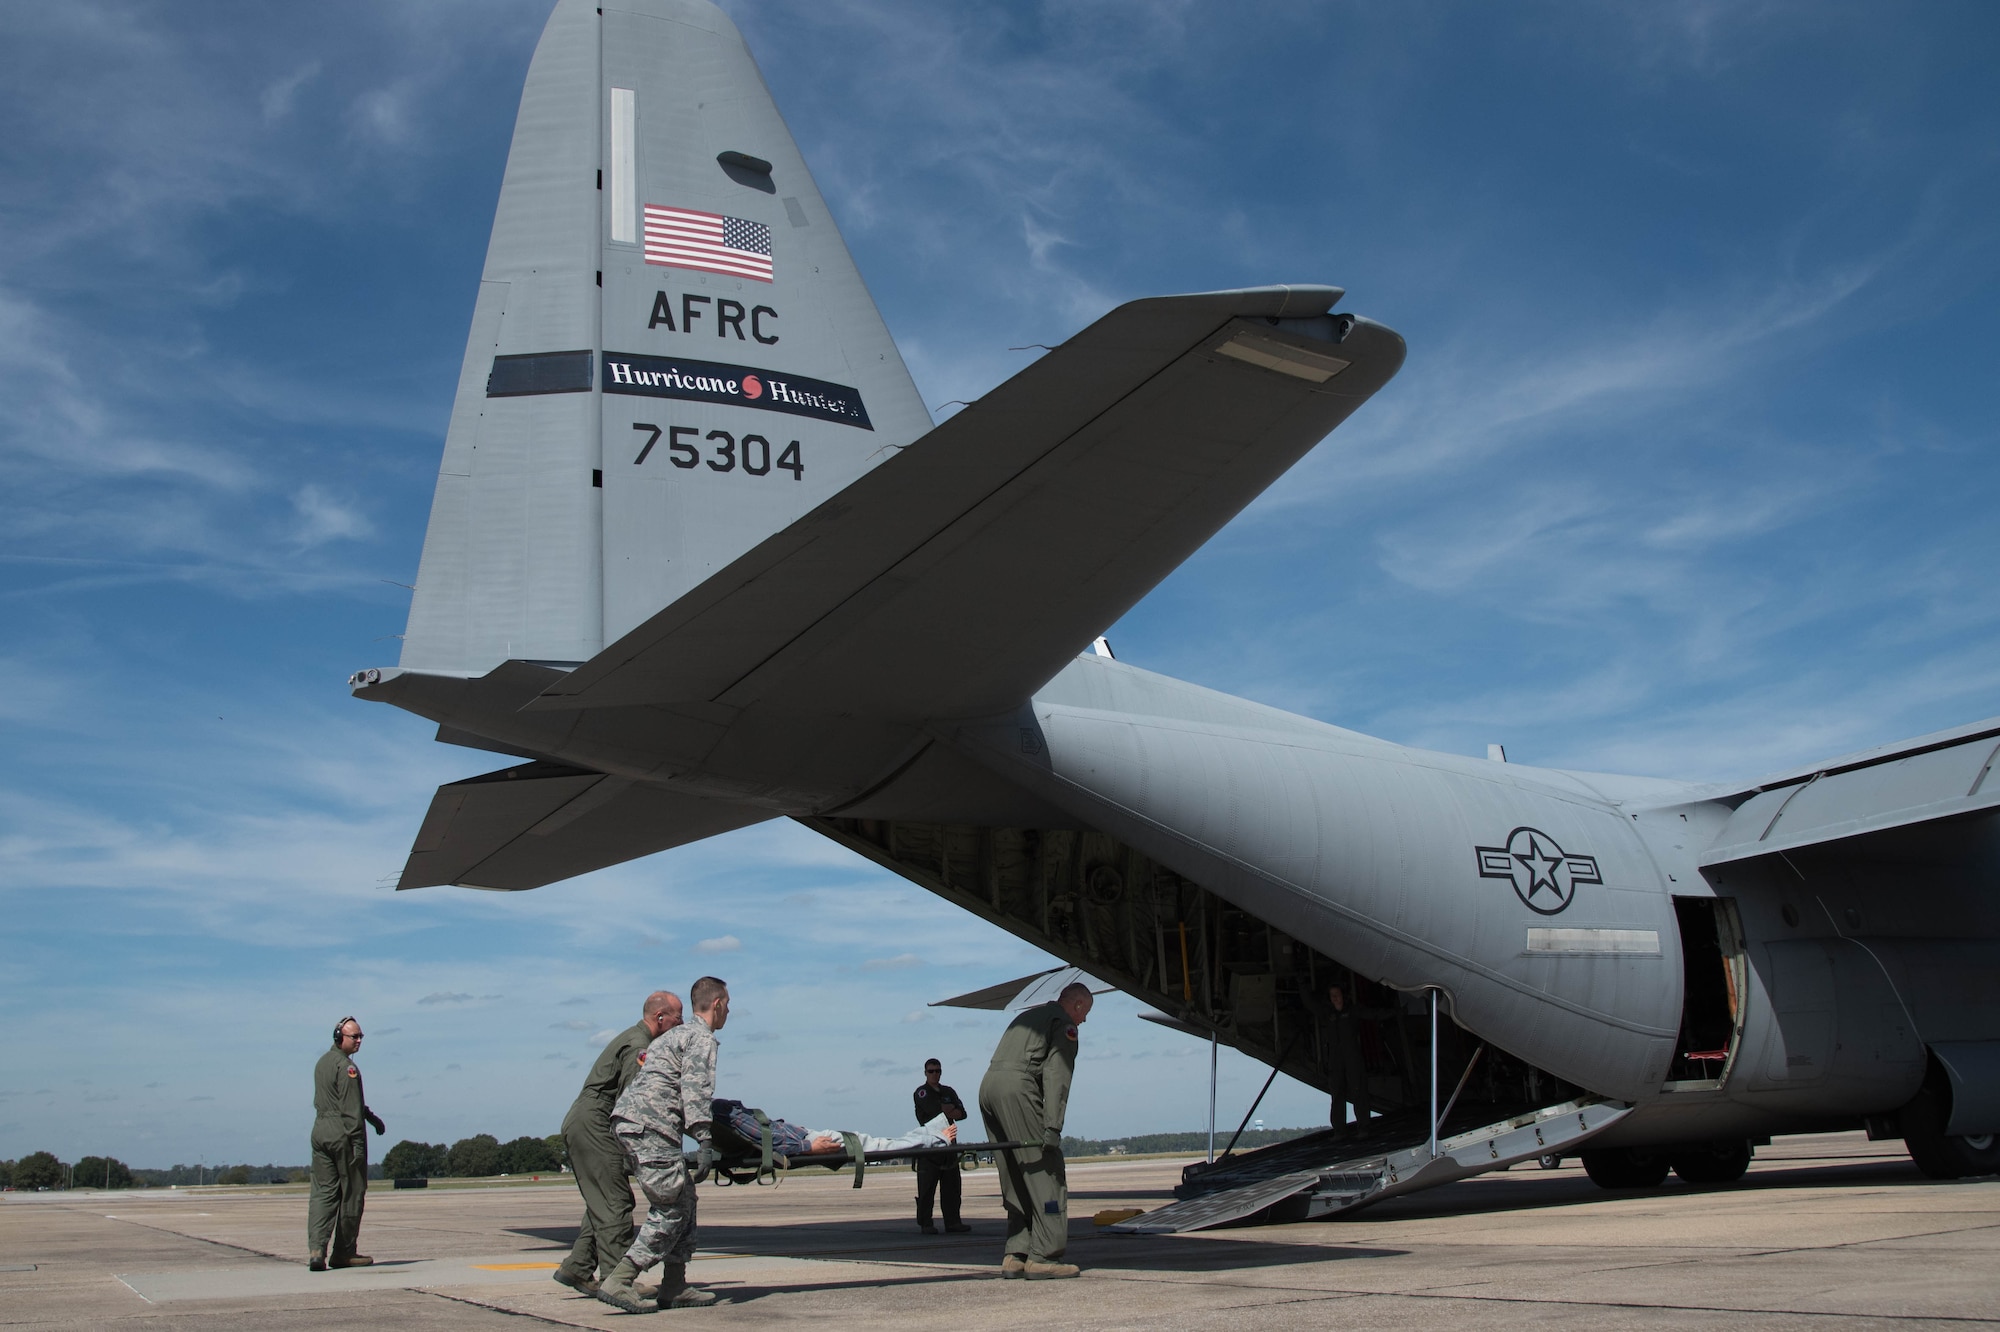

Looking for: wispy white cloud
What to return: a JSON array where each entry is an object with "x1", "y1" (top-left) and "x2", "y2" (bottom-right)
[
  {"x1": 861, "y1": 953, "x2": 923, "y2": 972},
  {"x1": 260, "y1": 61, "x2": 321, "y2": 123},
  {"x1": 289, "y1": 485, "x2": 373, "y2": 548}
]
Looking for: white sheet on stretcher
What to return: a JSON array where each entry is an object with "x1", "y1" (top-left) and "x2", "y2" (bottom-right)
[{"x1": 803, "y1": 1114, "x2": 956, "y2": 1154}]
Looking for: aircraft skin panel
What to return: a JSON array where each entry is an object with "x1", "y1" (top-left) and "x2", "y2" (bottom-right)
[
  {"x1": 526, "y1": 292, "x2": 1398, "y2": 722},
  {"x1": 1863, "y1": 940, "x2": 2000, "y2": 1046},
  {"x1": 1030, "y1": 653, "x2": 1694, "y2": 810},
  {"x1": 938, "y1": 678, "x2": 1685, "y2": 1102},
  {"x1": 1702, "y1": 730, "x2": 2000, "y2": 866},
  {"x1": 403, "y1": 1, "x2": 604, "y2": 672},
  {"x1": 401, "y1": 759, "x2": 768, "y2": 890},
  {"x1": 906, "y1": 655, "x2": 1966, "y2": 1119},
  {"x1": 595, "y1": 0, "x2": 932, "y2": 644},
  {"x1": 1705, "y1": 714, "x2": 2000, "y2": 804},
  {"x1": 403, "y1": 0, "x2": 933, "y2": 676}
]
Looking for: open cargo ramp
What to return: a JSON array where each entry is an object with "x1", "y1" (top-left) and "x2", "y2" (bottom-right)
[{"x1": 1112, "y1": 1098, "x2": 1631, "y2": 1233}]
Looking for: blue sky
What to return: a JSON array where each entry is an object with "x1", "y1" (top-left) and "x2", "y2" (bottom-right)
[{"x1": 3, "y1": 1, "x2": 1997, "y2": 1169}]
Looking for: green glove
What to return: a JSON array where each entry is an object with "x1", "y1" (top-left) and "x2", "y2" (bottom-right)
[{"x1": 689, "y1": 1138, "x2": 719, "y2": 1183}]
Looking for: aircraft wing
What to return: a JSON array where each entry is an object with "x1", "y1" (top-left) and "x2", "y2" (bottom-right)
[
  {"x1": 1701, "y1": 719, "x2": 2000, "y2": 866},
  {"x1": 526, "y1": 286, "x2": 1404, "y2": 722},
  {"x1": 399, "y1": 760, "x2": 767, "y2": 890}
]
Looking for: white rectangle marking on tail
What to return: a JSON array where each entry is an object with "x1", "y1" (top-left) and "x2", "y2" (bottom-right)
[
  {"x1": 609, "y1": 87, "x2": 636, "y2": 244},
  {"x1": 1526, "y1": 928, "x2": 1660, "y2": 955}
]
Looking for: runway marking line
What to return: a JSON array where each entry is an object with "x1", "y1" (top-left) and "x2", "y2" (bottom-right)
[{"x1": 474, "y1": 1262, "x2": 561, "y2": 1271}]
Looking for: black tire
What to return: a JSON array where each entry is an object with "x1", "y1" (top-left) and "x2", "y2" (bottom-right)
[
  {"x1": 1672, "y1": 1140, "x2": 1751, "y2": 1184},
  {"x1": 1538, "y1": 1154, "x2": 1562, "y2": 1171},
  {"x1": 1902, "y1": 1080, "x2": 2000, "y2": 1180},
  {"x1": 1581, "y1": 1147, "x2": 1671, "y2": 1189}
]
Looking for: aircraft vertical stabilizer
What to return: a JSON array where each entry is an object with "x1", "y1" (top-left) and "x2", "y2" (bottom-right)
[{"x1": 402, "y1": 0, "x2": 931, "y2": 674}]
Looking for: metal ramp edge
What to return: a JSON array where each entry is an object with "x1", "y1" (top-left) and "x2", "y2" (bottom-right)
[
  {"x1": 1110, "y1": 1098, "x2": 1632, "y2": 1234},
  {"x1": 1110, "y1": 1163, "x2": 1361, "y2": 1234}
]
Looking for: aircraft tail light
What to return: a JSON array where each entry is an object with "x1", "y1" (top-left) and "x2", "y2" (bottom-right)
[{"x1": 1216, "y1": 331, "x2": 1351, "y2": 382}]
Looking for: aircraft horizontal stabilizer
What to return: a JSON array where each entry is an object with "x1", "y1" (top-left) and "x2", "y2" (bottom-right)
[
  {"x1": 400, "y1": 761, "x2": 766, "y2": 890},
  {"x1": 1702, "y1": 719, "x2": 2000, "y2": 866},
  {"x1": 928, "y1": 965, "x2": 1113, "y2": 1011},
  {"x1": 525, "y1": 286, "x2": 1404, "y2": 722}
]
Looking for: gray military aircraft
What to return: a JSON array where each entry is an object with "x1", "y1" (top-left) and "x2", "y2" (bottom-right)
[{"x1": 351, "y1": 0, "x2": 1999, "y2": 1228}]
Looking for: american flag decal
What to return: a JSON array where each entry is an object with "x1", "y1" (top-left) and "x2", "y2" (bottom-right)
[{"x1": 642, "y1": 205, "x2": 773, "y2": 282}]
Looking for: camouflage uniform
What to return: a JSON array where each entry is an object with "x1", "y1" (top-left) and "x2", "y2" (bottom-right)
[
  {"x1": 610, "y1": 1014, "x2": 719, "y2": 1272},
  {"x1": 978, "y1": 1001, "x2": 1079, "y2": 1263},
  {"x1": 307, "y1": 1045, "x2": 373, "y2": 1262},
  {"x1": 556, "y1": 1020, "x2": 651, "y2": 1285}
]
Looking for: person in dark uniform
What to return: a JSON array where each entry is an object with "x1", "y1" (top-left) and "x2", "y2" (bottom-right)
[
  {"x1": 979, "y1": 982, "x2": 1092, "y2": 1280},
  {"x1": 308, "y1": 1017, "x2": 384, "y2": 1271},
  {"x1": 912, "y1": 1057, "x2": 969, "y2": 1234},
  {"x1": 1313, "y1": 983, "x2": 1373, "y2": 1127},
  {"x1": 553, "y1": 990, "x2": 681, "y2": 1296}
]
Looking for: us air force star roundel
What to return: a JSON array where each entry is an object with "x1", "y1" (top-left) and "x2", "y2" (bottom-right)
[{"x1": 1474, "y1": 827, "x2": 1602, "y2": 915}]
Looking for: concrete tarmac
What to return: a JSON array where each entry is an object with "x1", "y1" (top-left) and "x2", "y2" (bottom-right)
[{"x1": 2, "y1": 1132, "x2": 1994, "y2": 1329}]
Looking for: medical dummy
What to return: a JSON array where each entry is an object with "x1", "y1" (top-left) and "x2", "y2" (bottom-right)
[{"x1": 712, "y1": 1098, "x2": 958, "y2": 1158}]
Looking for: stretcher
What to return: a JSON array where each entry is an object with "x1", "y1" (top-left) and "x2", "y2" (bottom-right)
[{"x1": 689, "y1": 1106, "x2": 1024, "y2": 1188}]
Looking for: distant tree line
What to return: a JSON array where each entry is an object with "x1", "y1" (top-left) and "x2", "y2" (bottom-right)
[
  {"x1": 2, "y1": 1153, "x2": 67, "y2": 1190},
  {"x1": 5, "y1": 1127, "x2": 1297, "y2": 1188},
  {"x1": 1, "y1": 1153, "x2": 315, "y2": 1189},
  {"x1": 381, "y1": 1133, "x2": 567, "y2": 1180},
  {"x1": 0, "y1": 1153, "x2": 139, "y2": 1190},
  {"x1": 1059, "y1": 1127, "x2": 1314, "y2": 1157}
]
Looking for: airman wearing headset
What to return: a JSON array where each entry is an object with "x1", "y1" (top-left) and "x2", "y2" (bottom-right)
[{"x1": 308, "y1": 1016, "x2": 385, "y2": 1271}]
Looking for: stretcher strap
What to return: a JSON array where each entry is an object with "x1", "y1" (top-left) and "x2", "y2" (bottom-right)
[
  {"x1": 754, "y1": 1109, "x2": 776, "y2": 1184},
  {"x1": 842, "y1": 1132, "x2": 866, "y2": 1188}
]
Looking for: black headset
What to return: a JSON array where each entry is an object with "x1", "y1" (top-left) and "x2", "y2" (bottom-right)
[{"x1": 334, "y1": 1016, "x2": 358, "y2": 1044}]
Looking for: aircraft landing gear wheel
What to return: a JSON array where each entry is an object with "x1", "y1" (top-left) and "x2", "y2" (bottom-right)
[
  {"x1": 1581, "y1": 1148, "x2": 1670, "y2": 1189},
  {"x1": 1902, "y1": 1080, "x2": 2000, "y2": 1180},
  {"x1": 1672, "y1": 1140, "x2": 1751, "y2": 1184},
  {"x1": 1538, "y1": 1154, "x2": 1562, "y2": 1170}
]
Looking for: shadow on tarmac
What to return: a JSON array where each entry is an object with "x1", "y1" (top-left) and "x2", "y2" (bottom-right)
[
  {"x1": 499, "y1": 1151, "x2": 1941, "y2": 1311},
  {"x1": 1328, "y1": 1152, "x2": 1930, "y2": 1225}
]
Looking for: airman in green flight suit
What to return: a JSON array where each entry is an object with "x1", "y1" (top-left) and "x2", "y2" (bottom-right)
[
  {"x1": 979, "y1": 982, "x2": 1093, "y2": 1280},
  {"x1": 308, "y1": 1017, "x2": 383, "y2": 1270},
  {"x1": 553, "y1": 990, "x2": 681, "y2": 1295}
]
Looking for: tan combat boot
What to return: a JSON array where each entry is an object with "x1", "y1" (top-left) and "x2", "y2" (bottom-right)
[
  {"x1": 1024, "y1": 1258, "x2": 1080, "y2": 1279},
  {"x1": 1000, "y1": 1253, "x2": 1027, "y2": 1279},
  {"x1": 594, "y1": 1256, "x2": 649, "y2": 1313},
  {"x1": 657, "y1": 1261, "x2": 720, "y2": 1308}
]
